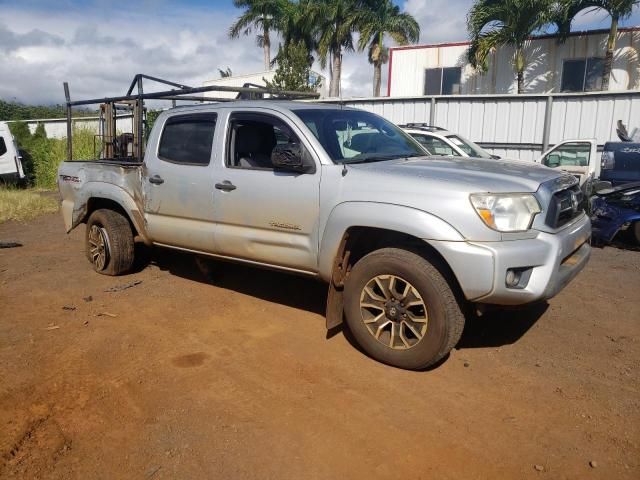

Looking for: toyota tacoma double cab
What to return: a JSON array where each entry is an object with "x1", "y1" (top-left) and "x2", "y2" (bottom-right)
[{"x1": 58, "y1": 101, "x2": 591, "y2": 370}]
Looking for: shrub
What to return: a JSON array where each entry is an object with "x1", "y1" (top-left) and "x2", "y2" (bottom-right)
[
  {"x1": 10, "y1": 125, "x2": 97, "y2": 189},
  {"x1": 30, "y1": 127, "x2": 96, "y2": 189}
]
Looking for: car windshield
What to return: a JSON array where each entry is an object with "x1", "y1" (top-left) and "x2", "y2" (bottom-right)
[
  {"x1": 293, "y1": 109, "x2": 425, "y2": 164},
  {"x1": 446, "y1": 134, "x2": 492, "y2": 159}
]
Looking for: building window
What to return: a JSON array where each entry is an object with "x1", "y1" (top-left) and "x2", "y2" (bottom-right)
[
  {"x1": 424, "y1": 67, "x2": 462, "y2": 95},
  {"x1": 561, "y1": 58, "x2": 604, "y2": 92}
]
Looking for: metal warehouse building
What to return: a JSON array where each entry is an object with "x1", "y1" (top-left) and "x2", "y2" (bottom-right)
[{"x1": 387, "y1": 27, "x2": 640, "y2": 97}]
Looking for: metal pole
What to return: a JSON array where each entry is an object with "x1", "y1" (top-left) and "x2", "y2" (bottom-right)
[
  {"x1": 137, "y1": 76, "x2": 144, "y2": 161},
  {"x1": 126, "y1": 74, "x2": 191, "y2": 96},
  {"x1": 542, "y1": 95, "x2": 554, "y2": 152},
  {"x1": 67, "y1": 84, "x2": 319, "y2": 107},
  {"x1": 63, "y1": 82, "x2": 72, "y2": 161},
  {"x1": 429, "y1": 97, "x2": 436, "y2": 125}
]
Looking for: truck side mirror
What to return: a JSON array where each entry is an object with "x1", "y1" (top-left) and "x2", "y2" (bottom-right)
[
  {"x1": 271, "y1": 143, "x2": 310, "y2": 173},
  {"x1": 546, "y1": 154, "x2": 560, "y2": 168}
]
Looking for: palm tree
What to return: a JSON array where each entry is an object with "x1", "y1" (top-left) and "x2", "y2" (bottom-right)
[
  {"x1": 555, "y1": 0, "x2": 639, "y2": 90},
  {"x1": 467, "y1": 0, "x2": 555, "y2": 94},
  {"x1": 276, "y1": 0, "x2": 318, "y2": 66},
  {"x1": 312, "y1": 0, "x2": 362, "y2": 97},
  {"x1": 229, "y1": 0, "x2": 284, "y2": 71},
  {"x1": 357, "y1": 0, "x2": 420, "y2": 97}
]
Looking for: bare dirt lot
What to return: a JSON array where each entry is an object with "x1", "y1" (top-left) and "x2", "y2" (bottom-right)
[{"x1": 1, "y1": 212, "x2": 638, "y2": 479}]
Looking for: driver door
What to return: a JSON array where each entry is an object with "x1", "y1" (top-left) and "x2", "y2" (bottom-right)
[
  {"x1": 211, "y1": 110, "x2": 320, "y2": 273},
  {"x1": 537, "y1": 139, "x2": 598, "y2": 185}
]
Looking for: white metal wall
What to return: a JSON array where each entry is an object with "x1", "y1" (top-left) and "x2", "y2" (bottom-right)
[
  {"x1": 323, "y1": 90, "x2": 640, "y2": 160},
  {"x1": 389, "y1": 28, "x2": 640, "y2": 96}
]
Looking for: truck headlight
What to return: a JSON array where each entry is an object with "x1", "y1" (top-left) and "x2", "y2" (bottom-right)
[{"x1": 470, "y1": 193, "x2": 541, "y2": 232}]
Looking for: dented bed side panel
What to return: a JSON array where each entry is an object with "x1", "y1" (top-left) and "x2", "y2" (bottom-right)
[{"x1": 57, "y1": 161, "x2": 150, "y2": 243}]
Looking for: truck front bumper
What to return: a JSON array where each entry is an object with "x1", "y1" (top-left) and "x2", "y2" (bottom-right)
[{"x1": 430, "y1": 214, "x2": 591, "y2": 306}]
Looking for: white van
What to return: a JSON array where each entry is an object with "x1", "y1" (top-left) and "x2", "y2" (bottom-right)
[{"x1": 0, "y1": 122, "x2": 26, "y2": 182}]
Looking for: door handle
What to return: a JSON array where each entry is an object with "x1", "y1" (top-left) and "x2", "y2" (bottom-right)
[
  {"x1": 149, "y1": 175, "x2": 164, "y2": 185},
  {"x1": 215, "y1": 181, "x2": 236, "y2": 192}
]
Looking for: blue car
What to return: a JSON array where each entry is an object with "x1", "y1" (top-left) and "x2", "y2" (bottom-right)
[{"x1": 591, "y1": 182, "x2": 640, "y2": 246}]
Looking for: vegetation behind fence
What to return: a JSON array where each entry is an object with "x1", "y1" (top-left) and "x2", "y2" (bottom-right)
[{"x1": 9, "y1": 121, "x2": 96, "y2": 189}]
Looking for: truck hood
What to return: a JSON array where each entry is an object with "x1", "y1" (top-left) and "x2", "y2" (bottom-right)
[
  {"x1": 349, "y1": 155, "x2": 562, "y2": 193},
  {"x1": 333, "y1": 155, "x2": 573, "y2": 242}
]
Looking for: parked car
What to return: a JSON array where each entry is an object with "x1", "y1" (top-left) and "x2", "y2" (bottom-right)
[
  {"x1": 590, "y1": 181, "x2": 640, "y2": 246},
  {"x1": 400, "y1": 124, "x2": 499, "y2": 159},
  {"x1": 401, "y1": 125, "x2": 603, "y2": 189},
  {"x1": 402, "y1": 126, "x2": 640, "y2": 192},
  {"x1": 599, "y1": 142, "x2": 640, "y2": 185},
  {"x1": 0, "y1": 122, "x2": 26, "y2": 183},
  {"x1": 59, "y1": 102, "x2": 591, "y2": 370},
  {"x1": 538, "y1": 139, "x2": 640, "y2": 189}
]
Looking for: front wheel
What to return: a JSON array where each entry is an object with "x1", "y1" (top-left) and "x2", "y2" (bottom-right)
[
  {"x1": 344, "y1": 248, "x2": 465, "y2": 370},
  {"x1": 85, "y1": 209, "x2": 134, "y2": 275}
]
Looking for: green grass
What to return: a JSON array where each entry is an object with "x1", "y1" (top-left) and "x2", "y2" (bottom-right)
[{"x1": 0, "y1": 187, "x2": 59, "y2": 223}]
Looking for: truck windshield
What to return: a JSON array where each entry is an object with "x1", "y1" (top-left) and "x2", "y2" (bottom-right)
[
  {"x1": 293, "y1": 109, "x2": 425, "y2": 164},
  {"x1": 446, "y1": 134, "x2": 492, "y2": 159}
]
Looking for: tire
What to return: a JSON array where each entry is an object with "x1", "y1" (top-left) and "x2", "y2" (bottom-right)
[
  {"x1": 85, "y1": 209, "x2": 134, "y2": 276},
  {"x1": 634, "y1": 222, "x2": 640, "y2": 246},
  {"x1": 344, "y1": 248, "x2": 465, "y2": 370}
]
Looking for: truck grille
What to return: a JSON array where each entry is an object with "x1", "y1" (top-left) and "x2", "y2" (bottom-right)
[{"x1": 545, "y1": 185, "x2": 584, "y2": 229}]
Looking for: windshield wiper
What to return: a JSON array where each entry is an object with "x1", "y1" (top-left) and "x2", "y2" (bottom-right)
[{"x1": 342, "y1": 154, "x2": 419, "y2": 165}]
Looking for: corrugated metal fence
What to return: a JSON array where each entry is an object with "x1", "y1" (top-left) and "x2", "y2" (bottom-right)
[
  {"x1": 321, "y1": 90, "x2": 640, "y2": 160},
  {"x1": 8, "y1": 91, "x2": 639, "y2": 161}
]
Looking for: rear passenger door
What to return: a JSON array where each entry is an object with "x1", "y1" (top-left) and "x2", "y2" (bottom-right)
[
  {"x1": 211, "y1": 110, "x2": 320, "y2": 273},
  {"x1": 143, "y1": 112, "x2": 219, "y2": 251}
]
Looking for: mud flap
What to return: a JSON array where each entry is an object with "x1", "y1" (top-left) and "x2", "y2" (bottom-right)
[{"x1": 326, "y1": 282, "x2": 344, "y2": 330}]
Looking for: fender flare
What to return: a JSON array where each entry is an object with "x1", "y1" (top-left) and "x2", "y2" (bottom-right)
[{"x1": 318, "y1": 201, "x2": 465, "y2": 281}]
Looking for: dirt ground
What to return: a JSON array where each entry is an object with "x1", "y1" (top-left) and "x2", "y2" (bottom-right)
[{"x1": 0, "y1": 212, "x2": 638, "y2": 479}]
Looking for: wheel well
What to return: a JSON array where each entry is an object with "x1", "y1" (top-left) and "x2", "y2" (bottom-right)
[
  {"x1": 84, "y1": 198, "x2": 137, "y2": 235},
  {"x1": 334, "y1": 227, "x2": 464, "y2": 300}
]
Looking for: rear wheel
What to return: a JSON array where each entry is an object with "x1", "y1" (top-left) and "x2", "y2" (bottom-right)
[
  {"x1": 344, "y1": 248, "x2": 465, "y2": 370},
  {"x1": 85, "y1": 209, "x2": 134, "y2": 275},
  {"x1": 634, "y1": 222, "x2": 640, "y2": 245}
]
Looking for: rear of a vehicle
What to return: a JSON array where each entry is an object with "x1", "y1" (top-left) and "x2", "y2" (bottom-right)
[
  {"x1": 0, "y1": 122, "x2": 25, "y2": 182},
  {"x1": 600, "y1": 142, "x2": 640, "y2": 185}
]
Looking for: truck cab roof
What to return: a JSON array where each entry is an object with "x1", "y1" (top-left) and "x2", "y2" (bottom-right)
[{"x1": 164, "y1": 100, "x2": 358, "y2": 114}]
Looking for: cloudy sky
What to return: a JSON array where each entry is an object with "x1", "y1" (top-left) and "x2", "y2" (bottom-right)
[{"x1": 0, "y1": 0, "x2": 638, "y2": 105}]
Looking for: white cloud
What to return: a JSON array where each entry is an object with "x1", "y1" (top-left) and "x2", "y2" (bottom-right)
[
  {"x1": 404, "y1": 0, "x2": 474, "y2": 44},
  {"x1": 0, "y1": 1, "x2": 637, "y2": 104},
  {"x1": 0, "y1": 4, "x2": 265, "y2": 104}
]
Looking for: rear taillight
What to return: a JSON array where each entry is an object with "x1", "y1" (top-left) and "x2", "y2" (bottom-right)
[{"x1": 601, "y1": 150, "x2": 615, "y2": 170}]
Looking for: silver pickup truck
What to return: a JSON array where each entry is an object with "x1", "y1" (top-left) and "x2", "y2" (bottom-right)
[{"x1": 58, "y1": 101, "x2": 591, "y2": 370}]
